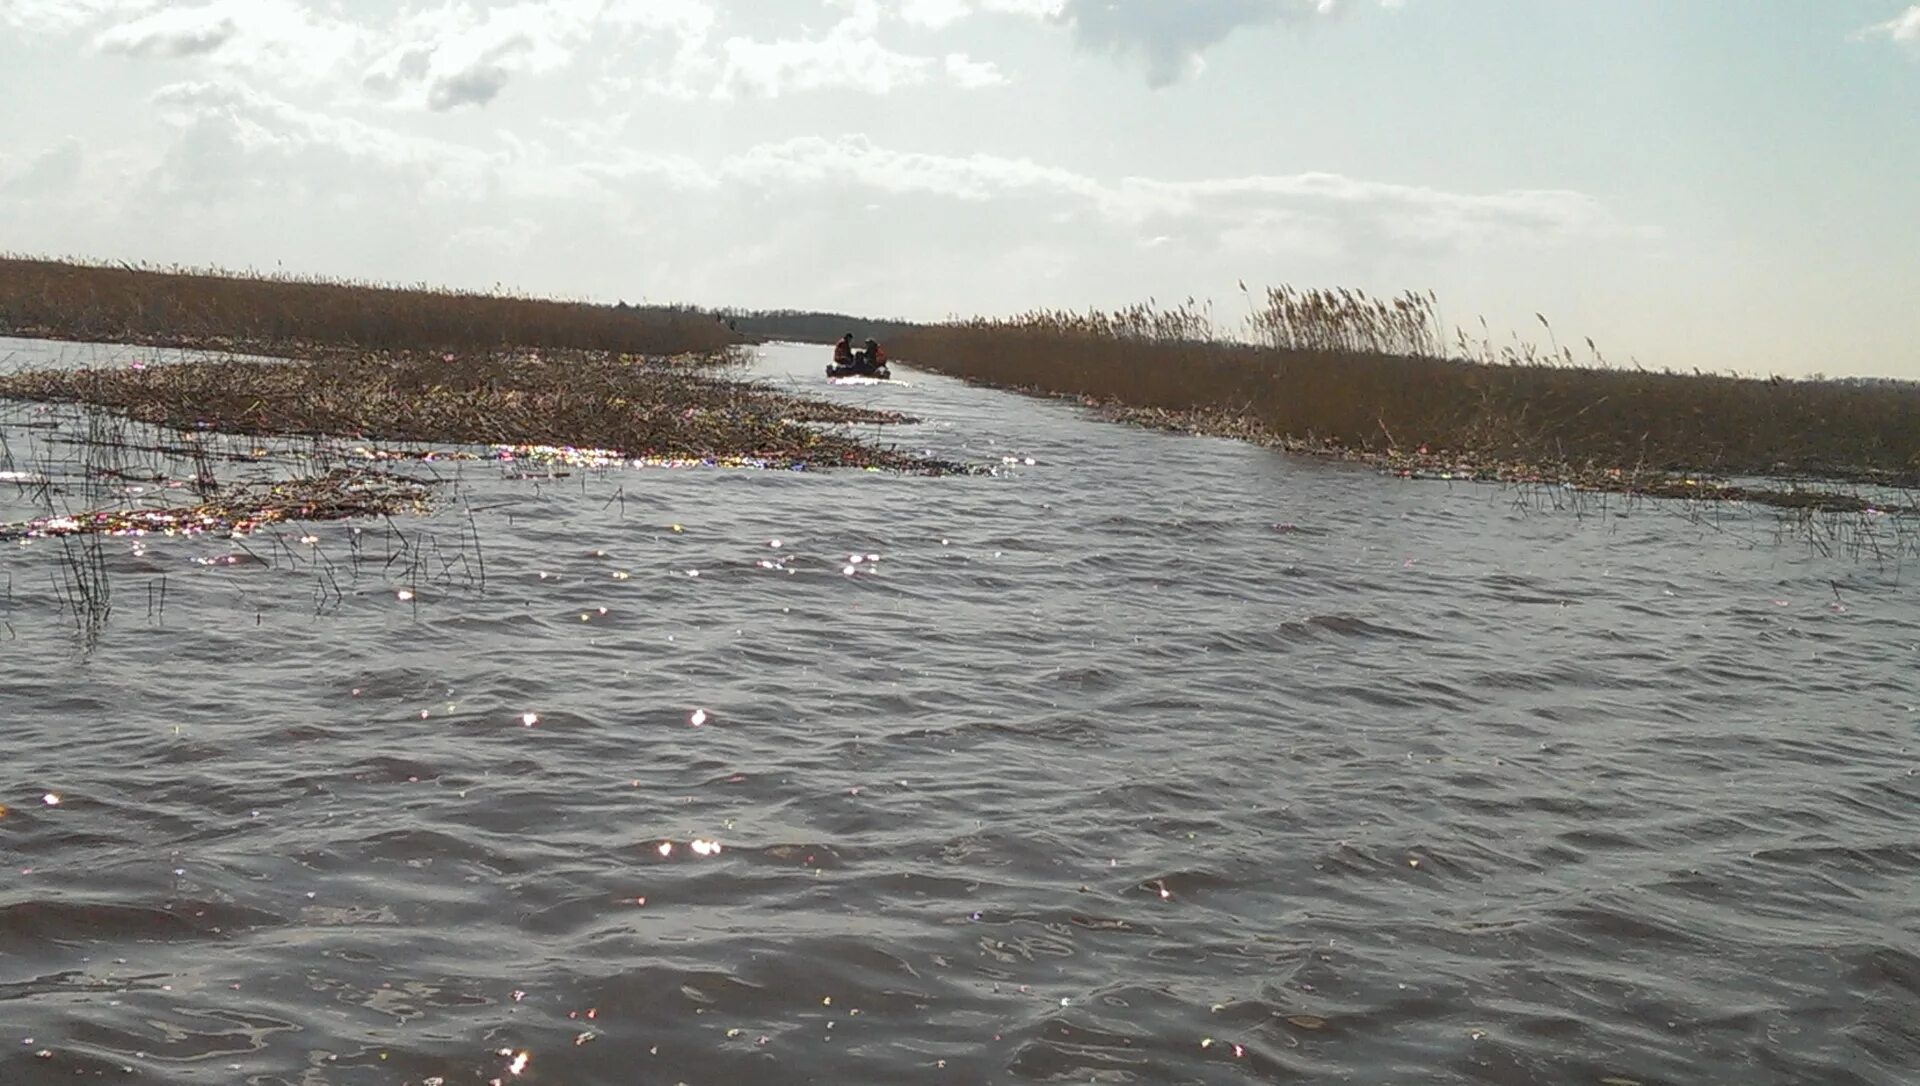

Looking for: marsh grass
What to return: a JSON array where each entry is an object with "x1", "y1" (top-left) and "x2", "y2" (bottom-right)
[
  {"x1": 0, "y1": 255, "x2": 738, "y2": 356},
  {"x1": 0, "y1": 349, "x2": 968, "y2": 474},
  {"x1": 0, "y1": 396, "x2": 437, "y2": 645},
  {"x1": 891, "y1": 288, "x2": 1920, "y2": 492}
]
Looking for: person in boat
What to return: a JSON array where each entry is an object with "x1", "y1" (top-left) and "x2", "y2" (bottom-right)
[
  {"x1": 862, "y1": 339, "x2": 887, "y2": 374},
  {"x1": 832, "y1": 332, "x2": 855, "y2": 370}
]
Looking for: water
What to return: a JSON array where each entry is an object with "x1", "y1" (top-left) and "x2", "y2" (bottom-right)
[{"x1": 3, "y1": 338, "x2": 1918, "y2": 1085}]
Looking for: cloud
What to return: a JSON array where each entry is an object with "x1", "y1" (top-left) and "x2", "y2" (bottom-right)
[
  {"x1": 94, "y1": 5, "x2": 237, "y2": 57},
  {"x1": 0, "y1": 0, "x2": 151, "y2": 35},
  {"x1": 713, "y1": 3, "x2": 1014, "y2": 97},
  {"x1": 678, "y1": 134, "x2": 1619, "y2": 256},
  {"x1": 1056, "y1": 0, "x2": 1395, "y2": 86},
  {"x1": 1862, "y1": 4, "x2": 1920, "y2": 48},
  {"x1": 362, "y1": 2, "x2": 617, "y2": 111},
  {"x1": 27, "y1": 0, "x2": 1015, "y2": 106},
  {"x1": 89, "y1": 1, "x2": 364, "y2": 85},
  {"x1": 48, "y1": 0, "x2": 718, "y2": 109},
  {"x1": 899, "y1": 0, "x2": 976, "y2": 29},
  {"x1": 147, "y1": 79, "x2": 495, "y2": 196},
  {"x1": 944, "y1": 52, "x2": 1007, "y2": 87},
  {"x1": 895, "y1": 0, "x2": 1068, "y2": 25},
  {"x1": 117, "y1": 77, "x2": 1618, "y2": 259},
  {"x1": 3, "y1": 138, "x2": 86, "y2": 197},
  {"x1": 716, "y1": 24, "x2": 935, "y2": 97}
]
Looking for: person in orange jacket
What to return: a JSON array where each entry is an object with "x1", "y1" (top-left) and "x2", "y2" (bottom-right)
[{"x1": 831, "y1": 332, "x2": 855, "y2": 368}]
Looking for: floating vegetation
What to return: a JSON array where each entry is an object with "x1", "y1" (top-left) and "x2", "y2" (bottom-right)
[
  {"x1": 1, "y1": 468, "x2": 433, "y2": 541},
  {"x1": 0, "y1": 349, "x2": 984, "y2": 475}
]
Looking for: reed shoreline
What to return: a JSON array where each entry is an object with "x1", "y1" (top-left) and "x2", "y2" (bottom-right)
[
  {"x1": 1086, "y1": 398, "x2": 1913, "y2": 515},
  {"x1": 889, "y1": 292, "x2": 1920, "y2": 515}
]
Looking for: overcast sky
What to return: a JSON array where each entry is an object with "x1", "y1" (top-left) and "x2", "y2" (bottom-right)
[{"x1": 3, "y1": 1, "x2": 1916, "y2": 377}]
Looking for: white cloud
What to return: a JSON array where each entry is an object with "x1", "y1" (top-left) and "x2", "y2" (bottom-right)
[
  {"x1": 53, "y1": 0, "x2": 1000, "y2": 106},
  {"x1": 95, "y1": 80, "x2": 1616, "y2": 259},
  {"x1": 95, "y1": 6, "x2": 238, "y2": 58},
  {"x1": 716, "y1": 23, "x2": 934, "y2": 97},
  {"x1": 943, "y1": 52, "x2": 1006, "y2": 87},
  {"x1": 1863, "y1": 4, "x2": 1920, "y2": 47},
  {"x1": 1057, "y1": 0, "x2": 1398, "y2": 86},
  {"x1": 147, "y1": 79, "x2": 494, "y2": 196},
  {"x1": 32, "y1": 0, "x2": 721, "y2": 109},
  {"x1": 92, "y1": 1, "x2": 363, "y2": 84},
  {"x1": 718, "y1": 135, "x2": 1103, "y2": 203},
  {"x1": 897, "y1": 0, "x2": 1067, "y2": 23},
  {"x1": 363, "y1": 1, "x2": 639, "y2": 110},
  {"x1": 713, "y1": 3, "x2": 1014, "y2": 97},
  {"x1": 893, "y1": 0, "x2": 1068, "y2": 28},
  {"x1": 19, "y1": 0, "x2": 1037, "y2": 107},
  {"x1": 447, "y1": 217, "x2": 544, "y2": 259},
  {"x1": 900, "y1": 0, "x2": 975, "y2": 29},
  {"x1": 2, "y1": 138, "x2": 85, "y2": 197},
  {"x1": 635, "y1": 134, "x2": 1617, "y2": 256},
  {"x1": 0, "y1": 0, "x2": 152, "y2": 34}
]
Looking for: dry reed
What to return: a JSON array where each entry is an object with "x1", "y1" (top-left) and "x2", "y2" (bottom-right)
[
  {"x1": 0, "y1": 255, "x2": 738, "y2": 357},
  {"x1": 890, "y1": 287, "x2": 1920, "y2": 492}
]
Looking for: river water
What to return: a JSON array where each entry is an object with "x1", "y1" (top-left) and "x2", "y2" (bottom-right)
[{"x1": 2, "y1": 337, "x2": 1917, "y2": 1085}]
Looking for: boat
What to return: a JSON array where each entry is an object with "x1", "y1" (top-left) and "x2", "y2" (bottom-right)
[
  {"x1": 826, "y1": 352, "x2": 890, "y2": 380},
  {"x1": 827, "y1": 364, "x2": 890, "y2": 380}
]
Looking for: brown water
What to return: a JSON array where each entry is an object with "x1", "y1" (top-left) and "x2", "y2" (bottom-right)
[{"x1": 3, "y1": 338, "x2": 1918, "y2": 1085}]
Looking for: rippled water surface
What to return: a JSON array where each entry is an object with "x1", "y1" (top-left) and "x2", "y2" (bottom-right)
[{"x1": 3, "y1": 337, "x2": 1918, "y2": 1085}]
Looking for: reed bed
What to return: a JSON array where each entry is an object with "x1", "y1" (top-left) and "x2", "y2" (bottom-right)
[
  {"x1": 890, "y1": 288, "x2": 1920, "y2": 499},
  {"x1": 0, "y1": 256, "x2": 738, "y2": 357},
  {"x1": 0, "y1": 349, "x2": 971, "y2": 474}
]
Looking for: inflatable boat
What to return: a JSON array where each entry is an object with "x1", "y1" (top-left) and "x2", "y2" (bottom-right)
[{"x1": 826, "y1": 357, "x2": 890, "y2": 380}]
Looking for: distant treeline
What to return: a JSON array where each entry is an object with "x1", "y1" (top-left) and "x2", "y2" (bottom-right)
[
  {"x1": 712, "y1": 308, "x2": 927, "y2": 345},
  {"x1": 0, "y1": 256, "x2": 740, "y2": 357}
]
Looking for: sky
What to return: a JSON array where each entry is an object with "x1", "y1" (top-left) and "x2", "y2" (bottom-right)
[{"x1": 2, "y1": 0, "x2": 1917, "y2": 378}]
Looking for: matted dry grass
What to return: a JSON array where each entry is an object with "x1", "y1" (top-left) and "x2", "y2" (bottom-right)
[{"x1": 0, "y1": 350, "x2": 973, "y2": 475}]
